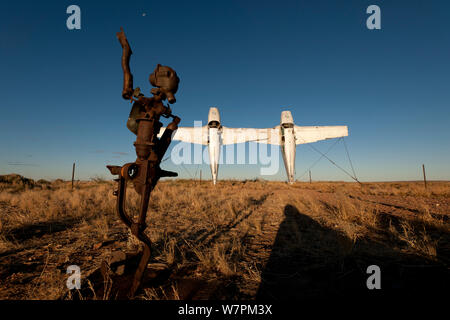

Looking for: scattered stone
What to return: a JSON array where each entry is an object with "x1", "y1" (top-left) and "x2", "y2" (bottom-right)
[{"x1": 93, "y1": 242, "x2": 103, "y2": 250}]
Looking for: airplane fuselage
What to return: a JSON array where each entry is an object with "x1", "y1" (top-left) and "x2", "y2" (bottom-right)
[
  {"x1": 207, "y1": 108, "x2": 222, "y2": 185},
  {"x1": 208, "y1": 127, "x2": 220, "y2": 184},
  {"x1": 280, "y1": 124, "x2": 296, "y2": 184}
]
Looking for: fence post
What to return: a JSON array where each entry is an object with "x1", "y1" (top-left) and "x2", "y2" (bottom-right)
[
  {"x1": 72, "y1": 163, "x2": 75, "y2": 190},
  {"x1": 422, "y1": 164, "x2": 427, "y2": 190}
]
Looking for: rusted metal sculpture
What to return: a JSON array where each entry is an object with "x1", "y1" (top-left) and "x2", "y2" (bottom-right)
[{"x1": 107, "y1": 27, "x2": 180, "y2": 298}]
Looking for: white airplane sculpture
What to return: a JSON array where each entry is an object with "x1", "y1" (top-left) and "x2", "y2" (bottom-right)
[{"x1": 159, "y1": 107, "x2": 348, "y2": 184}]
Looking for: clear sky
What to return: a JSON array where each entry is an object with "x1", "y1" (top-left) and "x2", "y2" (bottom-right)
[{"x1": 0, "y1": 0, "x2": 449, "y2": 182}]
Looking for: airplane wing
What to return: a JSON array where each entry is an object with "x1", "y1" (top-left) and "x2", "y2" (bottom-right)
[
  {"x1": 221, "y1": 126, "x2": 281, "y2": 145},
  {"x1": 294, "y1": 125, "x2": 348, "y2": 145},
  {"x1": 157, "y1": 126, "x2": 209, "y2": 145}
]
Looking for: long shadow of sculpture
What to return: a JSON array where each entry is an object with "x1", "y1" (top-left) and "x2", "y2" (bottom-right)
[{"x1": 256, "y1": 204, "x2": 449, "y2": 300}]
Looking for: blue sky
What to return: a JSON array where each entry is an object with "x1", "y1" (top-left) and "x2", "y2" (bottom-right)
[{"x1": 0, "y1": 0, "x2": 449, "y2": 182}]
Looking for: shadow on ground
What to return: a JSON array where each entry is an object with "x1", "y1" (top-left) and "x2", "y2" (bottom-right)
[
  {"x1": 256, "y1": 204, "x2": 449, "y2": 300},
  {"x1": 63, "y1": 203, "x2": 449, "y2": 300},
  {"x1": 4, "y1": 217, "x2": 82, "y2": 242}
]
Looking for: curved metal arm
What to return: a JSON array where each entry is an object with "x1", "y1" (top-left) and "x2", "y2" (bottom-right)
[
  {"x1": 117, "y1": 27, "x2": 134, "y2": 100},
  {"x1": 116, "y1": 175, "x2": 131, "y2": 228}
]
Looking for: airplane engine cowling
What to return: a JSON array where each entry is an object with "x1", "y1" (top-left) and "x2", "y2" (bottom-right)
[
  {"x1": 281, "y1": 110, "x2": 294, "y2": 126},
  {"x1": 208, "y1": 107, "x2": 221, "y2": 127}
]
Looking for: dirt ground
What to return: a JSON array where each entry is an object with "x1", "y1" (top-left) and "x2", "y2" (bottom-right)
[{"x1": 0, "y1": 175, "x2": 449, "y2": 300}]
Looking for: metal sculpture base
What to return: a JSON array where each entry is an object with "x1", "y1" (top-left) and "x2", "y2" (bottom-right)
[{"x1": 107, "y1": 162, "x2": 177, "y2": 298}]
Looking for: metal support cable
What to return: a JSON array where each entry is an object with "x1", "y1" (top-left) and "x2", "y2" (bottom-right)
[
  {"x1": 342, "y1": 137, "x2": 357, "y2": 179},
  {"x1": 297, "y1": 138, "x2": 341, "y2": 180},
  {"x1": 297, "y1": 136, "x2": 362, "y2": 185}
]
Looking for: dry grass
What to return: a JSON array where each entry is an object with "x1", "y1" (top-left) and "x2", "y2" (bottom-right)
[{"x1": 0, "y1": 175, "x2": 449, "y2": 299}]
